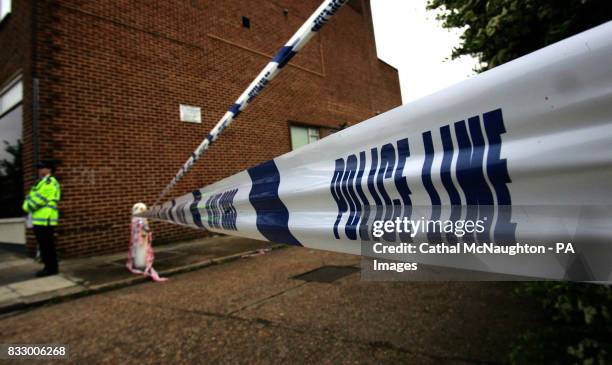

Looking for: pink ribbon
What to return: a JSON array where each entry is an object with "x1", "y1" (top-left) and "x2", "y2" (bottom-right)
[{"x1": 126, "y1": 218, "x2": 167, "y2": 282}]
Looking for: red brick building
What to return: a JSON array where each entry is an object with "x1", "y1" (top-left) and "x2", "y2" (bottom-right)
[{"x1": 0, "y1": 0, "x2": 401, "y2": 257}]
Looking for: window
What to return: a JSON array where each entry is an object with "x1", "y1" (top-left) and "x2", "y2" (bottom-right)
[
  {"x1": 241, "y1": 16, "x2": 250, "y2": 29},
  {"x1": 290, "y1": 125, "x2": 320, "y2": 150},
  {"x1": 0, "y1": 76, "x2": 23, "y2": 218},
  {"x1": 0, "y1": 0, "x2": 11, "y2": 22},
  {"x1": 0, "y1": 78, "x2": 21, "y2": 114}
]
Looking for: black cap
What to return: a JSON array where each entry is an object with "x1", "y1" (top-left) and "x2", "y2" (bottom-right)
[{"x1": 36, "y1": 159, "x2": 55, "y2": 171}]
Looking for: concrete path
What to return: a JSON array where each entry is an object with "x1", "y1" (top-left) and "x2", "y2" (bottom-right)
[
  {"x1": 0, "y1": 245, "x2": 40, "y2": 286},
  {"x1": 0, "y1": 236, "x2": 276, "y2": 314},
  {"x1": 0, "y1": 246, "x2": 539, "y2": 364}
]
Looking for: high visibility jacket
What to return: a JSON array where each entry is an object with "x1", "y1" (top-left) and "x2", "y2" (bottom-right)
[{"x1": 22, "y1": 175, "x2": 61, "y2": 226}]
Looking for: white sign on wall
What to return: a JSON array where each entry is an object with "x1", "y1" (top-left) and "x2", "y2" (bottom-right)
[{"x1": 180, "y1": 104, "x2": 201, "y2": 123}]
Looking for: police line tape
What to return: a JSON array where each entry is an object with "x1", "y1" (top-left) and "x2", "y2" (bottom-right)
[
  {"x1": 154, "y1": 0, "x2": 349, "y2": 205},
  {"x1": 145, "y1": 22, "x2": 612, "y2": 281}
]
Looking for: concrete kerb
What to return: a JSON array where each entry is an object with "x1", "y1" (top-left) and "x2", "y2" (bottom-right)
[{"x1": 0, "y1": 243, "x2": 288, "y2": 316}]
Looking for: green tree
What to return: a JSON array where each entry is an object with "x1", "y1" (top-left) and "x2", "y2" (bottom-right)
[{"x1": 427, "y1": 0, "x2": 612, "y2": 72}]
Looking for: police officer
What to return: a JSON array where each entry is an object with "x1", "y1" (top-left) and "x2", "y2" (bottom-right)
[{"x1": 22, "y1": 160, "x2": 61, "y2": 277}]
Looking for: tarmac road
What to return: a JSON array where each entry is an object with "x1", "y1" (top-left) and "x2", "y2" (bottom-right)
[{"x1": 0, "y1": 246, "x2": 538, "y2": 364}]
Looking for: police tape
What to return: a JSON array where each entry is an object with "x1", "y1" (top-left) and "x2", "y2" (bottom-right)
[
  {"x1": 154, "y1": 0, "x2": 349, "y2": 205},
  {"x1": 145, "y1": 22, "x2": 612, "y2": 281}
]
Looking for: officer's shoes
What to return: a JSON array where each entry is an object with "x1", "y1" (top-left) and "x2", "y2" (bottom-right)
[{"x1": 36, "y1": 269, "x2": 58, "y2": 277}]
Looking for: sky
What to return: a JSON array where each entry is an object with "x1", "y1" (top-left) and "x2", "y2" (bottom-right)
[{"x1": 370, "y1": 0, "x2": 479, "y2": 104}]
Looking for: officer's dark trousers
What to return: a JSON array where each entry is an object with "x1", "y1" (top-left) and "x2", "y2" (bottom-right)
[{"x1": 33, "y1": 226, "x2": 58, "y2": 273}]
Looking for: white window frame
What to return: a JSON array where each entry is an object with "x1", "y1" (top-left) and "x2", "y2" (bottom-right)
[
  {"x1": 0, "y1": 75, "x2": 22, "y2": 116},
  {"x1": 0, "y1": 0, "x2": 11, "y2": 23},
  {"x1": 290, "y1": 125, "x2": 320, "y2": 150}
]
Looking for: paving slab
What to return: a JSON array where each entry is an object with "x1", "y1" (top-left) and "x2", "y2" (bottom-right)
[
  {"x1": 0, "y1": 286, "x2": 19, "y2": 304},
  {"x1": 0, "y1": 248, "x2": 40, "y2": 286},
  {"x1": 0, "y1": 258, "x2": 33, "y2": 270},
  {"x1": 0, "y1": 263, "x2": 40, "y2": 286},
  {"x1": 8, "y1": 275, "x2": 78, "y2": 297}
]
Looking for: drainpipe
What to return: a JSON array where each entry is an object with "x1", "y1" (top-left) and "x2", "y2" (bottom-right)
[
  {"x1": 32, "y1": 78, "x2": 39, "y2": 179},
  {"x1": 31, "y1": 1, "x2": 39, "y2": 179}
]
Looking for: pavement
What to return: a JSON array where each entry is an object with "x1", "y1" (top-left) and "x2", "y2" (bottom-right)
[
  {"x1": 0, "y1": 236, "x2": 277, "y2": 314},
  {"x1": 0, "y1": 244, "x2": 541, "y2": 364}
]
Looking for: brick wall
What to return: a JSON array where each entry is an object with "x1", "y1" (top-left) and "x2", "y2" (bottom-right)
[
  {"x1": 15, "y1": 0, "x2": 401, "y2": 257},
  {"x1": 0, "y1": 0, "x2": 31, "y2": 99}
]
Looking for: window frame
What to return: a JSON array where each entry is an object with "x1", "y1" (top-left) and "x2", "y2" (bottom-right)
[
  {"x1": 289, "y1": 124, "x2": 321, "y2": 151},
  {"x1": 0, "y1": 0, "x2": 11, "y2": 23},
  {"x1": 0, "y1": 74, "x2": 23, "y2": 118},
  {"x1": 241, "y1": 16, "x2": 250, "y2": 29},
  {"x1": 0, "y1": 74, "x2": 24, "y2": 219}
]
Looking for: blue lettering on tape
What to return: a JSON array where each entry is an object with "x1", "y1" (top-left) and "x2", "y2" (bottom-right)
[
  {"x1": 421, "y1": 131, "x2": 440, "y2": 205},
  {"x1": 190, "y1": 190, "x2": 205, "y2": 228},
  {"x1": 205, "y1": 189, "x2": 238, "y2": 231},
  {"x1": 483, "y1": 109, "x2": 515, "y2": 241},
  {"x1": 229, "y1": 103, "x2": 242, "y2": 118},
  {"x1": 248, "y1": 160, "x2": 301, "y2": 245},
  {"x1": 329, "y1": 108, "x2": 514, "y2": 242},
  {"x1": 331, "y1": 159, "x2": 346, "y2": 239},
  {"x1": 272, "y1": 46, "x2": 297, "y2": 69}
]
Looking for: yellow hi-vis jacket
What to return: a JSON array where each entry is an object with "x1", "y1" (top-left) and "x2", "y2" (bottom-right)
[{"x1": 22, "y1": 175, "x2": 61, "y2": 226}]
